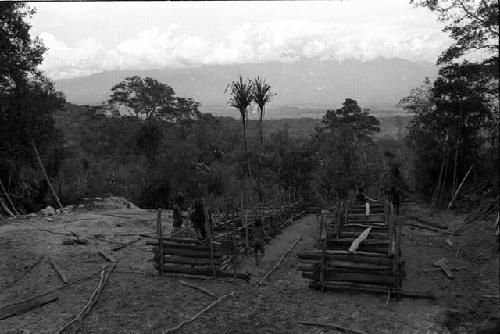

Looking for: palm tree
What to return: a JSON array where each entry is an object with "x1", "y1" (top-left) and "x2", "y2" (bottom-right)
[
  {"x1": 226, "y1": 76, "x2": 254, "y2": 179},
  {"x1": 253, "y1": 77, "x2": 275, "y2": 202}
]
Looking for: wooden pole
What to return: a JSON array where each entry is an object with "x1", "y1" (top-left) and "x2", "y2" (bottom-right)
[
  {"x1": 242, "y1": 194, "x2": 249, "y2": 256},
  {"x1": 157, "y1": 209, "x2": 163, "y2": 276},
  {"x1": 205, "y1": 198, "x2": 216, "y2": 279},
  {"x1": 0, "y1": 178, "x2": 18, "y2": 215},
  {"x1": 30, "y1": 137, "x2": 63, "y2": 210},
  {"x1": 447, "y1": 164, "x2": 473, "y2": 209}
]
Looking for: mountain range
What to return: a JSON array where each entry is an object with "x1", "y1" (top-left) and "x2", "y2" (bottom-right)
[{"x1": 54, "y1": 57, "x2": 438, "y2": 119}]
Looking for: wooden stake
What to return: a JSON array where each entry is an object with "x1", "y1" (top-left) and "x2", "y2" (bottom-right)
[
  {"x1": 157, "y1": 209, "x2": 163, "y2": 276},
  {"x1": 30, "y1": 137, "x2": 63, "y2": 210},
  {"x1": 258, "y1": 236, "x2": 302, "y2": 285},
  {"x1": 205, "y1": 199, "x2": 216, "y2": 279},
  {"x1": 162, "y1": 291, "x2": 235, "y2": 334},
  {"x1": 232, "y1": 218, "x2": 238, "y2": 281},
  {"x1": 48, "y1": 257, "x2": 68, "y2": 284}
]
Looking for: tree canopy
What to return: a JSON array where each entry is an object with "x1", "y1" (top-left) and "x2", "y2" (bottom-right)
[
  {"x1": 411, "y1": 0, "x2": 499, "y2": 66},
  {"x1": 108, "y1": 76, "x2": 201, "y2": 122},
  {"x1": 0, "y1": 3, "x2": 46, "y2": 91}
]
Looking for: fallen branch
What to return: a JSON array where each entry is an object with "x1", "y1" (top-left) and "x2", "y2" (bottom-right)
[
  {"x1": 98, "y1": 250, "x2": 117, "y2": 263},
  {"x1": 48, "y1": 257, "x2": 68, "y2": 284},
  {"x1": 0, "y1": 265, "x2": 110, "y2": 310},
  {"x1": 162, "y1": 291, "x2": 235, "y2": 334},
  {"x1": 179, "y1": 280, "x2": 216, "y2": 298},
  {"x1": 0, "y1": 295, "x2": 58, "y2": 321},
  {"x1": 299, "y1": 321, "x2": 367, "y2": 334},
  {"x1": 55, "y1": 262, "x2": 117, "y2": 334},
  {"x1": 406, "y1": 221, "x2": 459, "y2": 235},
  {"x1": 112, "y1": 237, "x2": 141, "y2": 252},
  {"x1": 2, "y1": 256, "x2": 44, "y2": 291},
  {"x1": 258, "y1": 236, "x2": 302, "y2": 285}
]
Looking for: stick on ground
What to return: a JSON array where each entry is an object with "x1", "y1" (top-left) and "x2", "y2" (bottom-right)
[
  {"x1": 299, "y1": 321, "x2": 368, "y2": 334},
  {"x1": 179, "y1": 280, "x2": 216, "y2": 298},
  {"x1": 2, "y1": 256, "x2": 44, "y2": 291},
  {"x1": 98, "y1": 250, "x2": 117, "y2": 263},
  {"x1": 48, "y1": 257, "x2": 68, "y2": 284},
  {"x1": 162, "y1": 291, "x2": 235, "y2": 334},
  {"x1": 258, "y1": 236, "x2": 302, "y2": 285},
  {"x1": 55, "y1": 262, "x2": 117, "y2": 334},
  {"x1": 0, "y1": 295, "x2": 58, "y2": 321}
]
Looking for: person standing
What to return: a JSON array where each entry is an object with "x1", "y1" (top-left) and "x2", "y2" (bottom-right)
[
  {"x1": 253, "y1": 218, "x2": 268, "y2": 265},
  {"x1": 190, "y1": 198, "x2": 208, "y2": 240},
  {"x1": 172, "y1": 193, "x2": 186, "y2": 233}
]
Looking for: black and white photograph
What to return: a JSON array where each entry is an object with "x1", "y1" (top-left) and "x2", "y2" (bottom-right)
[{"x1": 0, "y1": 0, "x2": 498, "y2": 333}]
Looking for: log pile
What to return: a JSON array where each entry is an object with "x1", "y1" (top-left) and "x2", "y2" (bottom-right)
[{"x1": 298, "y1": 199, "x2": 405, "y2": 296}]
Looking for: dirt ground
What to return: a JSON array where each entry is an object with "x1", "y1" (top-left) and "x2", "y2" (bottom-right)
[{"x1": 0, "y1": 202, "x2": 498, "y2": 334}]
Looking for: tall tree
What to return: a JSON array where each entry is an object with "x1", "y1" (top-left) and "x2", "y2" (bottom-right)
[
  {"x1": 0, "y1": 3, "x2": 66, "y2": 213},
  {"x1": 253, "y1": 77, "x2": 275, "y2": 201},
  {"x1": 0, "y1": 3, "x2": 45, "y2": 91},
  {"x1": 225, "y1": 76, "x2": 254, "y2": 179},
  {"x1": 411, "y1": 0, "x2": 499, "y2": 67},
  {"x1": 400, "y1": 64, "x2": 492, "y2": 203},
  {"x1": 312, "y1": 99, "x2": 381, "y2": 200},
  {"x1": 109, "y1": 76, "x2": 201, "y2": 122}
]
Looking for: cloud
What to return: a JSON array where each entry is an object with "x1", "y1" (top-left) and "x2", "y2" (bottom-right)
[{"x1": 39, "y1": 20, "x2": 450, "y2": 80}]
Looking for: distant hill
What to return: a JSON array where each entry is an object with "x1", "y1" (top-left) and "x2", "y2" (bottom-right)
[{"x1": 55, "y1": 57, "x2": 437, "y2": 118}]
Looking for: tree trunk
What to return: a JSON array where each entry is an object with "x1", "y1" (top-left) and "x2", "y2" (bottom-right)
[
  {"x1": 243, "y1": 119, "x2": 252, "y2": 180},
  {"x1": 257, "y1": 109, "x2": 264, "y2": 202}
]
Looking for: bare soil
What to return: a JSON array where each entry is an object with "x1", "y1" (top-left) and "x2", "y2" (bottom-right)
[{"x1": 0, "y1": 202, "x2": 498, "y2": 334}]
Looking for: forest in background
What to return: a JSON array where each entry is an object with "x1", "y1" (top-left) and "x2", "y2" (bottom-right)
[{"x1": 0, "y1": 1, "x2": 498, "y2": 219}]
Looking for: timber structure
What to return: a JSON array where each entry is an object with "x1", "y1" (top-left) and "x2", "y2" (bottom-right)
[
  {"x1": 297, "y1": 198, "x2": 405, "y2": 296},
  {"x1": 148, "y1": 201, "x2": 304, "y2": 280}
]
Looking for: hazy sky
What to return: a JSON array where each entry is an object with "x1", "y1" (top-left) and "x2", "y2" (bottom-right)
[{"x1": 28, "y1": 0, "x2": 450, "y2": 80}]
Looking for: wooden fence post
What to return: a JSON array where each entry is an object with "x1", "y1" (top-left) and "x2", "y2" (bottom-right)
[
  {"x1": 157, "y1": 209, "x2": 163, "y2": 276},
  {"x1": 205, "y1": 198, "x2": 216, "y2": 279}
]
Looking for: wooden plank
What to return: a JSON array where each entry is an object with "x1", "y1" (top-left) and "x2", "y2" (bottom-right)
[
  {"x1": 153, "y1": 247, "x2": 221, "y2": 259},
  {"x1": 48, "y1": 258, "x2": 68, "y2": 284},
  {"x1": 161, "y1": 256, "x2": 220, "y2": 266},
  {"x1": 155, "y1": 265, "x2": 250, "y2": 281},
  {"x1": 433, "y1": 258, "x2": 454, "y2": 279},
  {"x1": 303, "y1": 272, "x2": 394, "y2": 286},
  {"x1": 0, "y1": 295, "x2": 58, "y2": 320}
]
